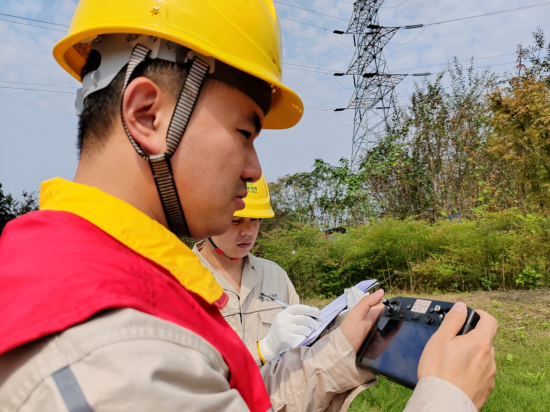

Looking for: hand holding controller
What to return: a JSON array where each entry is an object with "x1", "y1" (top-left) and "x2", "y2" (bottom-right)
[
  {"x1": 342, "y1": 292, "x2": 497, "y2": 410},
  {"x1": 417, "y1": 302, "x2": 498, "y2": 410}
]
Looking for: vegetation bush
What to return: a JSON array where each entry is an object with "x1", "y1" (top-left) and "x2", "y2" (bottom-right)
[{"x1": 254, "y1": 211, "x2": 550, "y2": 298}]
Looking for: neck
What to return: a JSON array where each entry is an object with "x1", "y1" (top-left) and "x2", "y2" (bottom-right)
[
  {"x1": 73, "y1": 133, "x2": 168, "y2": 228},
  {"x1": 200, "y1": 241, "x2": 244, "y2": 293}
]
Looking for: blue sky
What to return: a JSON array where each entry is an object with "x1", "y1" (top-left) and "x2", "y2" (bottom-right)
[{"x1": 1, "y1": 0, "x2": 550, "y2": 196}]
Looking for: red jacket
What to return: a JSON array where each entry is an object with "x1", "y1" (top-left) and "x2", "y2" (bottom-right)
[{"x1": 0, "y1": 207, "x2": 271, "y2": 411}]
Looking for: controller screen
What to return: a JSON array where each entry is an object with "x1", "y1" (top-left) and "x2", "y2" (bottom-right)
[{"x1": 358, "y1": 317, "x2": 437, "y2": 386}]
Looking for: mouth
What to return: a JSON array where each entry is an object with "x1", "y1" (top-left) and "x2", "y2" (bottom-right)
[
  {"x1": 235, "y1": 189, "x2": 248, "y2": 210},
  {"x1": 235, "y1": 197, "x2": 245, "y2": 210},
  {"x1": 237, "y1": 242, "x2": 252, "y2": 249}
]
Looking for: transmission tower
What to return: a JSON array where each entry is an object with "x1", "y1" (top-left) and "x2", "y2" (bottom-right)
[{"x1": 342, "y1": 0, "x2": 406, "y2": 168}]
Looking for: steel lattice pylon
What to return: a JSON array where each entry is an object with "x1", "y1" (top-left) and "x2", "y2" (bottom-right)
[{"x1": 345, "y1": 0, "x2": 405, "y2": 168}]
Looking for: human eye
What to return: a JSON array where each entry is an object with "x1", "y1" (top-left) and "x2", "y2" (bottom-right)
[{"x1": 237, "y1": 129, "x2": 252, "y2": 138}]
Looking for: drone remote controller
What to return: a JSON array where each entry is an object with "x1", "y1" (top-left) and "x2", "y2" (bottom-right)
[{"x1": 356, "y1": 296, "x2": 480, "y2": 389}]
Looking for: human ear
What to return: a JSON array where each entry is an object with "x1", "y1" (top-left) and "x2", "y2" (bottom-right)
[{"x1": 122, "y1": 77, "x2": 174, "y2": 155}]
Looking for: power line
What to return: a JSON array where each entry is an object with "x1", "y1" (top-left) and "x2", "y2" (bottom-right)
[
  {"x1": 0, "y1": 13, "x2": 69, "y2": 27},
  {"x1": 425, "y1": 1, "x2": 550, "y2": 26},
  {"x1": 333, "y1": 76, "x2": 355, "y2": 89},
  {"x1": 0, "y1": 80, "x2": 76, "y2": 89},
  {"x1": 0, "y1": 17, "x2": 66, "y2": 32},
  {"x1": 283, "y1": 64, "x2": 334, "y2": 74},
  {"x1": 283, "y1": 63, "x2": 334, "y2": 72},
  {"x1": 334, "y1": 111, "x2": 353, "y2": 126},
  {"x1": 381, "y1": 0, "x2": 410, "y2": 9},
  {"x1": 284, "y1": 66, "x2": 332, "y2": 74},
  {"x1": 0, "y1": 85, "x2": 74, "y2": 94},
  {"x1": 284, "y1": 52, "x2": 518, "y2": 75},
  {"x1": 473, "y1": 61, "x2": 516, "y2": 70},
  {"x1": 391, "y1": 52, "x2": 517, "y2": 72},
  {"x1": 274, "y1": 1, "x2": 348, "y2": 21},
  {"x1": 332, "y1": 32, "x2": 355, "y2": 47},
  {"x1": 279, "y1": 16, "x2": 331, "y2": 31},
  {"x1": 389, "y1": 26, "x2": 425, "y2": 45}
]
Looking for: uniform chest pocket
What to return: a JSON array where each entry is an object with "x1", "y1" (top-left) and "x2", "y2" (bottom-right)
[{"x1": 258, "y1": 308, "x2": 281, "y2": 325}]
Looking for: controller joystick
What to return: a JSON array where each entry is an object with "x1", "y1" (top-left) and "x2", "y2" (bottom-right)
[{"x1": 382, "y1": 298, "x2": 400, "y2": 315}]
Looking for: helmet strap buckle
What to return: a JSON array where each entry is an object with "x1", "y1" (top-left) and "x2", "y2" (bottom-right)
[{"x1": 208, "y1": 237, "x2": 240, "y2": 261}]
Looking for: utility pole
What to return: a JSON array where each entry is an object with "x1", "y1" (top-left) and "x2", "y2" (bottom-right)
[{"x1": 339, "y1": 0, "x2": 406, "y2": 168}]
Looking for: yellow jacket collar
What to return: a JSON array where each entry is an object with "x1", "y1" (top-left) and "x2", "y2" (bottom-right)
[{"x1": 39, "y1": 178, "x2": 224, "y2": 305}]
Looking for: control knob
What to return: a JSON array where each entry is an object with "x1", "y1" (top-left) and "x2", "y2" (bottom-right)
[{"x1": 382, "y1": 298, "x2": 400, "y2": 315}]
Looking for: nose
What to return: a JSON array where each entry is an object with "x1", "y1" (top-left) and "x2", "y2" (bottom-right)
[
  {"x1": 242, "y1": 142, "x2": 262, "y2": 183},
  {"x1": 239, "y1": 218, "x2": 253, "y2": 236}
]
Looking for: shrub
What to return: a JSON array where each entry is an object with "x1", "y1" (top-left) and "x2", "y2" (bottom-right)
[{"x1": 254, "y1": 211, "x2": 550, "y2": 297}]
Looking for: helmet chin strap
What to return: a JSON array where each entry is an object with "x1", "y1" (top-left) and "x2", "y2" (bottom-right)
[
  {"x1": 207, "y1": 237, "x2": 240, "y2": 261},
  {"x1": 120, "y1": 44, "x2": 209, "y2": 240}
]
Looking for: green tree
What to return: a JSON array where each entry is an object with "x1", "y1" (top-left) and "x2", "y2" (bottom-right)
[
  {"x1": 268, "y1": 158, "x2": 374, "y2": 229},
  {"x1": 360, "y1": 60, "x2": 506, "y2": 220},
  {"x1": 488, "y1": 28, "x2": 550, "y2": 212},
  {"x1": 0, "y1": 183, "x2": 39, "y2": 234}
]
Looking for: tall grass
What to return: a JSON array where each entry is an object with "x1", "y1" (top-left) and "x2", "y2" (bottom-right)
[{"x1": 254, "y1": 211, "x2": 550, "y2": 297}]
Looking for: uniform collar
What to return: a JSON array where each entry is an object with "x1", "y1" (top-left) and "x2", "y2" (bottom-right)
[
  {"x1": 246, "y1": 253, "x2": 259, "y2": 269},
  {"x1": 39, "y1": 178, "x2": 224, "y2": 306}
]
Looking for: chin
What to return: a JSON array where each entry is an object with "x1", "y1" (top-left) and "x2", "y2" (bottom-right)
[
  {"x1": 233, "y1": 252, "x2": 250, "y2": 259},
  {"x1": 238, "y1": 248, "x2": 253, "y2": 258},
  {"x1": 189, "y1": 218, "x2": 230, "y2": 240}
]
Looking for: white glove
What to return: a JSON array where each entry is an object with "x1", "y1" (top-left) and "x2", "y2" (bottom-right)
[
  {"x1": 345, "y1": 286, "x2": 368, "y2": 310},
  {"x1": 258, "y1": 304, "x2": 320, "y2": 362}
]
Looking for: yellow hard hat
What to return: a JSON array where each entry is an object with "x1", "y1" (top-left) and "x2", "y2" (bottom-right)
[
  {"x1": 235, "y1": 175, "x2": 274, "y2": 219},
  {"x1": 53, "y1": 0, "x2": 303, "y2": 129}
]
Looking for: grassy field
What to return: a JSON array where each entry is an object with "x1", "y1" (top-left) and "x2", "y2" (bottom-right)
[{"x1": 308, "y1": 290, "x2": 550, "y2": 411}]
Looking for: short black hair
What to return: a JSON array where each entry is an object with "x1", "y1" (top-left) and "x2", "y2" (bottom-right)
[{"x1": 77, "y1": 50, "x2": 189, "y2": 159}]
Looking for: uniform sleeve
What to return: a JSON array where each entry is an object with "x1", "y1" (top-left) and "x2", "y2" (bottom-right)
[
  {"x1": 260, "y1": 327, "x2": 376, "y2": 412},
  {"x1": 67, "y1": 338, "x2": 251, "y2": 412},
  {"x1": 404, "y1": 376, "x2": 477, "y2": 412}
]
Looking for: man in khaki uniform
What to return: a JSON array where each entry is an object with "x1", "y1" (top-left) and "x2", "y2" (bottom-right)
[
  {"x1": 196, "y1": 176, "x2": 498, "y2": 411},
  {"x1": 195, "y1": 175, "x2": 376, "y2": 410},
  {"x1": 0, "y1": 0, "x2": 498, "y2": 411}
]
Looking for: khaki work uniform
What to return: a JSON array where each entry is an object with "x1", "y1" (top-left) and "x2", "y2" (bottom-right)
[
  {"x1": 193, "y1": 242, "x2": 478, "y2": 412},
  {"x1": 194, "y1": 241, "x2": 300, "y2": 366},
  {"x1": 0, "y1": 309, "x2": 476, "y2": 412}
]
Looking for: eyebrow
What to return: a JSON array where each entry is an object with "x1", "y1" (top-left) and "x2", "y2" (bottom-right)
[{"x1": 247, "y1": 111, "x2": 262, "y2": 134}]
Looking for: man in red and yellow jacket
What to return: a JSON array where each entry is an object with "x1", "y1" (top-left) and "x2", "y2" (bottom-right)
[{"x1": 0, "y1": 1, "x2": 498, "y2": 411}]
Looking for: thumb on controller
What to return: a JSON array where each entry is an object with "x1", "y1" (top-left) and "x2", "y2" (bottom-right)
[{"x1": 436, "y1": 302, "x2": 468, "y2": 340}]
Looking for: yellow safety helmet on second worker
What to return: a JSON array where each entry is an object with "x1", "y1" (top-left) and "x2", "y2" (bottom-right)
[{"x1": 235, "y1": 175, "x2": 274, "y2": 219}]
